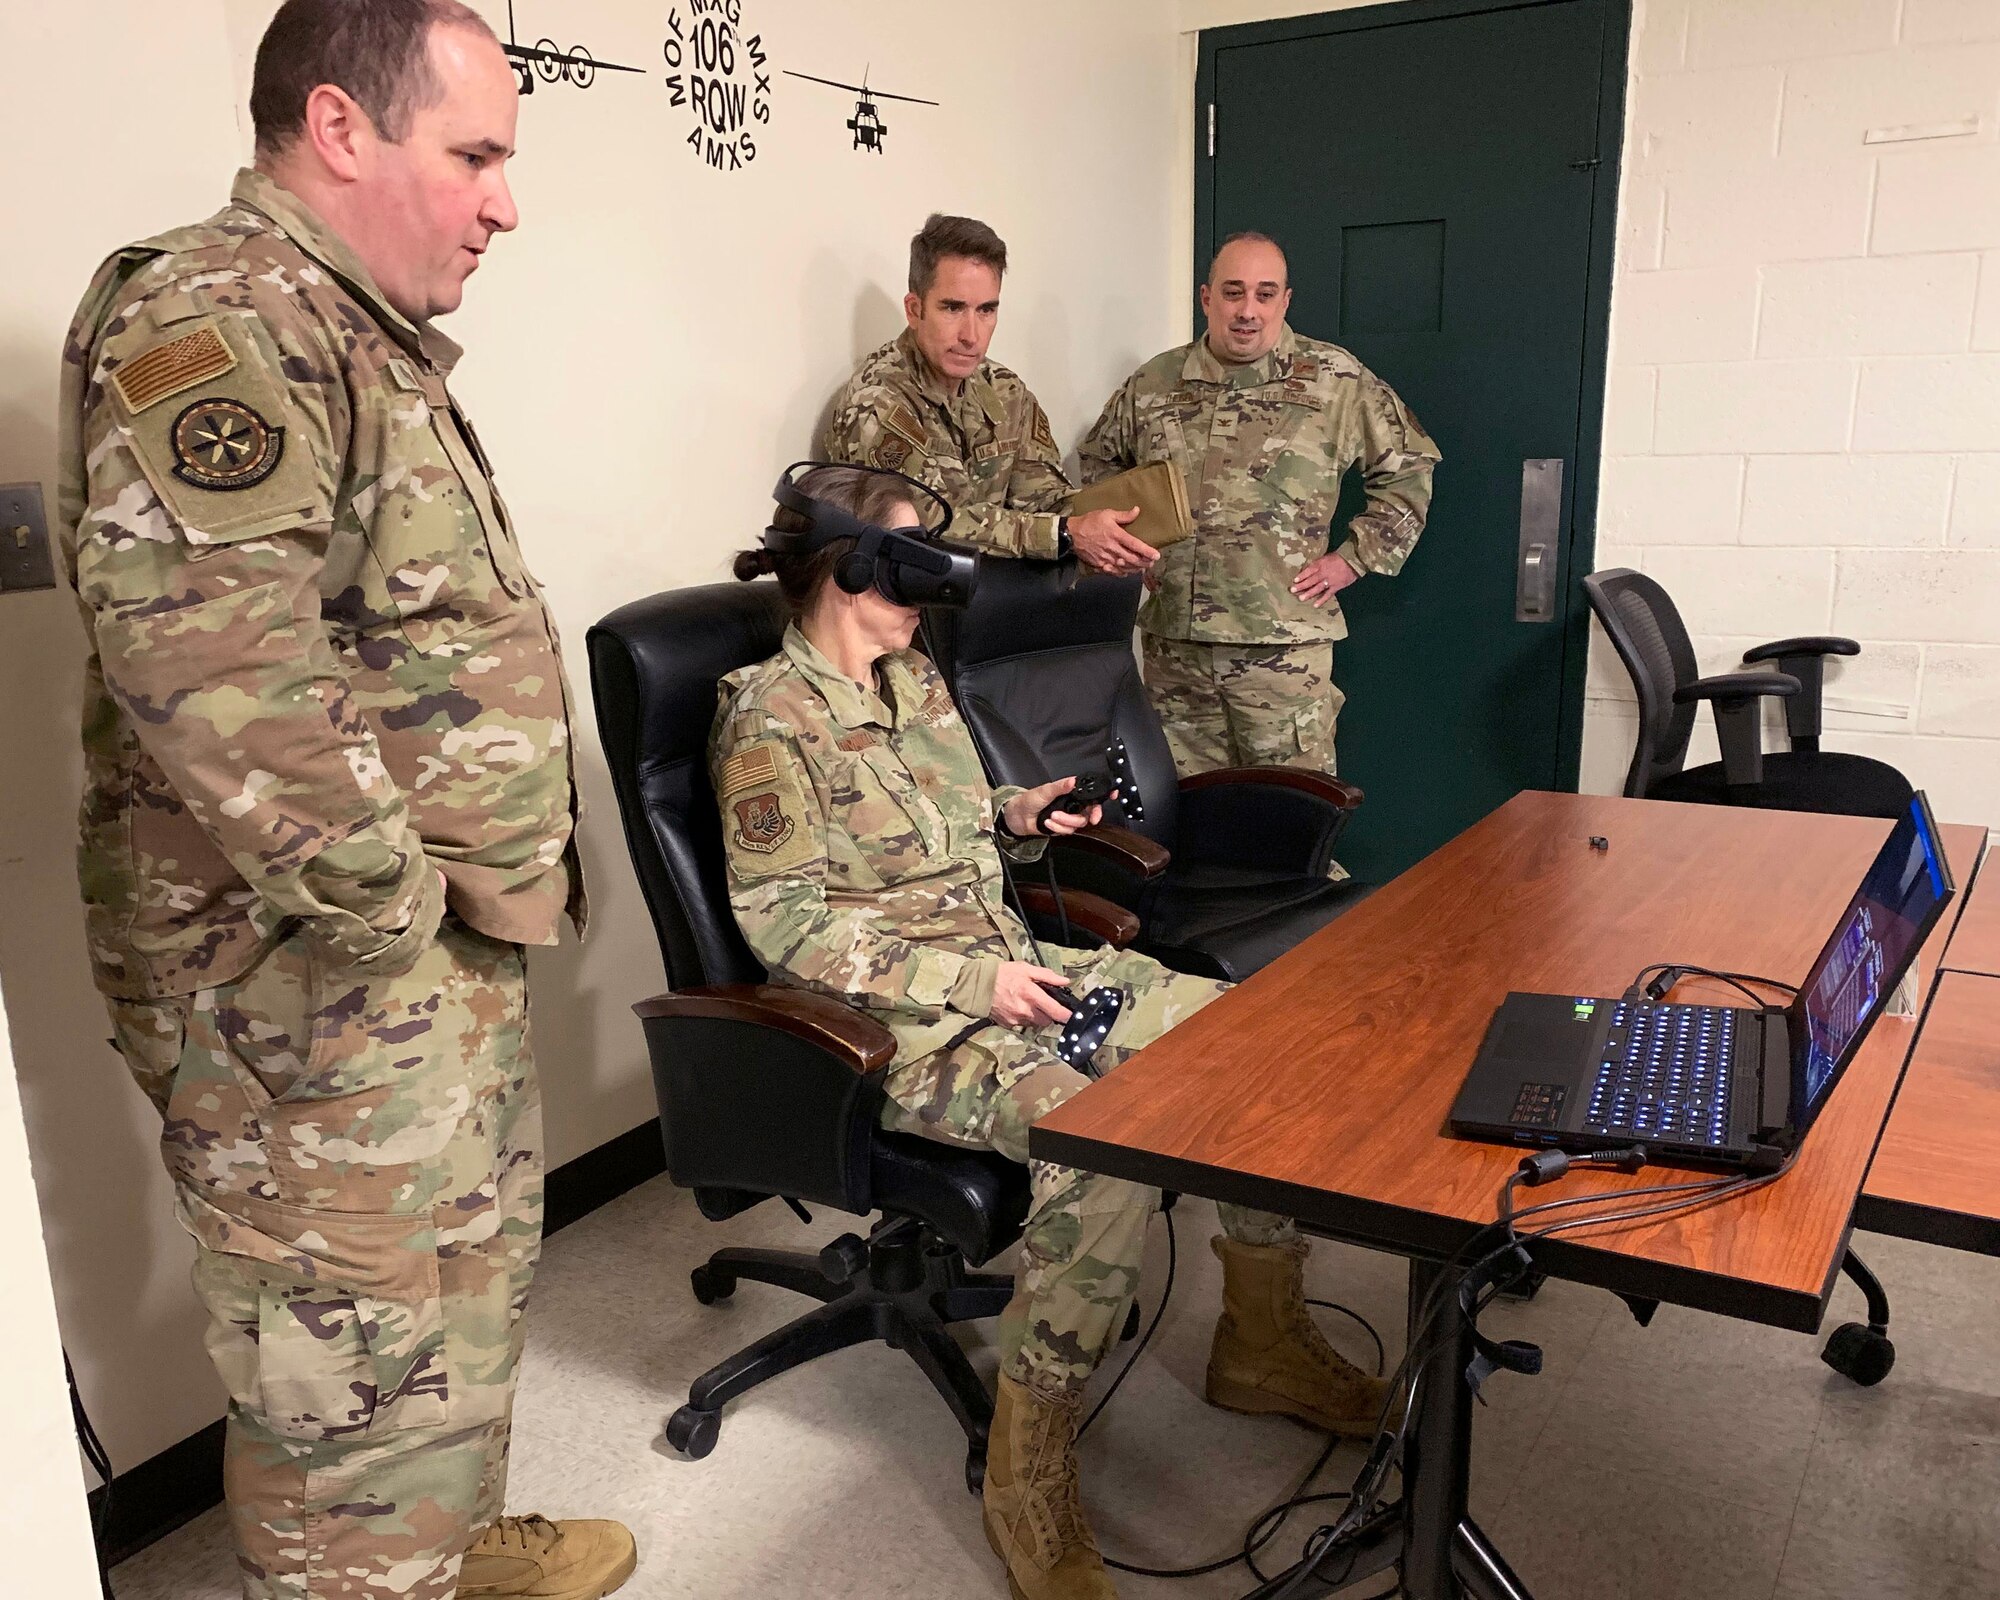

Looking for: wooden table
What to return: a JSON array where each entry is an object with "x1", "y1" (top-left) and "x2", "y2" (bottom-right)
[
  {"x1": 1857, "y1": 970, "x2": 2000, "y2": 1257},
  {"x1": 1940, "y1": 842, "x2": 2000, "y2": 977},
  {"x1": 1034, "y1": 792, "x2": 1986, "y2": 1600}
]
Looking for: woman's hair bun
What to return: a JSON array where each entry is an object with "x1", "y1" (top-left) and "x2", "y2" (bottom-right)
[{"x1": 732, "y1": 547, "x2": 778, "y2": 582}]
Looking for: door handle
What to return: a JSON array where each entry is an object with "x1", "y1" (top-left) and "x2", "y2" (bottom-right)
[{"x1": 1516, "y1": 458, "x2": 1563, "y2": 622}]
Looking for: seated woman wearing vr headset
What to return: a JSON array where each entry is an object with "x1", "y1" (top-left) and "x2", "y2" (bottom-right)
[{"x1": 713, "y1": 464, "x2": 1385, "y2": 1600}]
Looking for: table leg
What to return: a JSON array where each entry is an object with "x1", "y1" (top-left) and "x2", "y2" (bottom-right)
[{"x1": 1401, "y1": 1255, "x2": 1471, "y2": 1596}]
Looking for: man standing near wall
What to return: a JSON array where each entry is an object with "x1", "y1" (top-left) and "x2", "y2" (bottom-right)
[
  {"x1": 55, "y1": 3, "x2": 634, "y2": 1596},
  {"x1": 1080, "y1": 233, "x2": 1441, "y2": 786},
  {"x1": 823, "y1": 213, "x2": 1157, "y2": 574}
]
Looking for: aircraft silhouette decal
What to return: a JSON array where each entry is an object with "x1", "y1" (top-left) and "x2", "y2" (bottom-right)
[
  {"x1": 783, "y1": 67, "x2": 937, "y2": 152},
  {"x1": 504, "y1": 1, "x2": 645, "y2": 94}
]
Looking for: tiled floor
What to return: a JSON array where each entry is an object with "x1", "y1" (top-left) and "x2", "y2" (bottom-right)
[{"x1": 114, "y1": 1179, "x2": 2000, "y2": 1598}]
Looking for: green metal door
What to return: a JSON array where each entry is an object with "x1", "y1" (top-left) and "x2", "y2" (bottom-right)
[{"x1": 1198, "y1": 0, "x2": 1626, "y2": 880}]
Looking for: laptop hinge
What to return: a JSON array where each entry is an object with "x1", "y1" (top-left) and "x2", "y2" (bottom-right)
[{"x1": 1756, "y1": 1007, "x2": 1791, "y2": 1136}]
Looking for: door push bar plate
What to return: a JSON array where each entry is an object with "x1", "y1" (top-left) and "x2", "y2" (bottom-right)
[{"x1": 1516, "y1": 458, "x2": 1563, "y2": 623}]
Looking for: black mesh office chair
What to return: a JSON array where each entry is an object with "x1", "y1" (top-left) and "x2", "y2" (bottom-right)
[
  {"x1": 1585, "y1": 569, "x2": 1904, "y2": 1384},
  {"x1": 1585, "y1": 568, "x2": 1912, "y2": 818},
  {"x1": 588, "y1": 581, "x2": 1143, "y2": 1491},
  {"x1": 921, "y1": 559, "x2": 1370, "y2": 982}
]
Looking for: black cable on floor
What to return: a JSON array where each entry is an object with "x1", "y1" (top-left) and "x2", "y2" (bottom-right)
[{"x1": 66, "y1": 1351, "x2": 117, "y2": 1599}]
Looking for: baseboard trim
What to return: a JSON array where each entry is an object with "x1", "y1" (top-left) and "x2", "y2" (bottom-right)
[{"x1": 97, "y1": 1118, "x2": 667, "y2": 1569}]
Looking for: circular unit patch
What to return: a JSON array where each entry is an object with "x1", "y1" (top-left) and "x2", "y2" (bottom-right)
[{"x1": 170, "y1": 399, "x2": 286, "y2": 491}]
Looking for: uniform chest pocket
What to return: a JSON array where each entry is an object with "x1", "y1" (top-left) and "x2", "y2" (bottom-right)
[
  {"x1": 358, "y1": 362, "x2": 514, "y2": 656},
  {"x1": 970, "y1": 441, "x2": 1017, "y2": 486},
  {"x1": 1136, "y1": 396, "x2": 1195, "y2": 468},
  {"x1": 831, "y1": 748, "x2": 946, "y2": 882}
]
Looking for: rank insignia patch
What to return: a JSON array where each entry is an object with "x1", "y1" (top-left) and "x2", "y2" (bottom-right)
[
  {"x1": 170, "y1": 399, "x2": 286, "y2": 491},
  {"x1": 732, "y1": 790, "x2": 795, "y2": 854}
]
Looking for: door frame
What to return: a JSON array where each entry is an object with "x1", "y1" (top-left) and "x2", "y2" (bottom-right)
[{"x1": 1193, "y1": 0, "x2": 1632, "y2": 792}]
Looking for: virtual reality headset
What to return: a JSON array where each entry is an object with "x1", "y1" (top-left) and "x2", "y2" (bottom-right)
[{"x1": 767, "y1": 461, "x2": 980, "y2": 609}]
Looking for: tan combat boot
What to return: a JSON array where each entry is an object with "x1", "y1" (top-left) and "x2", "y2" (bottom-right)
[
  {"x1": 458, "y1": 1514, "x2": 638, "y2": 1599},
  {"x1": 982, "y1": 1374, "x2": 1120, "y2": 1600},
  {"x1": 1205, "y1": 1235, "x2": 1388, "y2": 1438}
]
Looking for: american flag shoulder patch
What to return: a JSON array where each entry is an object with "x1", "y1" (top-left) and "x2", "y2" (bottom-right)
[
  {"x1": 109, "y1": 321, "x2": 238, "y2": 415},
  {"x1": 720, "y1": 742, "x2": 781, "y2": 799}
]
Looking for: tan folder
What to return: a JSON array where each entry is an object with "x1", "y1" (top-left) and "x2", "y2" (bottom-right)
[{"x1": 1068, "y1": 461, "x2": 1193, "y2": 549}]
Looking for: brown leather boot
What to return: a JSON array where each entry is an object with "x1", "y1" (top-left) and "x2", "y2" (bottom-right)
[
  {"x1": 1206, "y1": 1235, "x2": 1388, "y2": 1438},
  {"x1": 982, "y1": 1374, "x2": 1120, "y2": 1600}
]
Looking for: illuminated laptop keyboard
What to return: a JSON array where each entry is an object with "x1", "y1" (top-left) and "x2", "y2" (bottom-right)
[{"x1": 1581, "y1": 1002, "x2": 1735, "y2": 1147}]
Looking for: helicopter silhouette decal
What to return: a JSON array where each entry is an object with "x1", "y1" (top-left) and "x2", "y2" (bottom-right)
[
  {"x1": 503, "y1": 1, "x2": 645, "y2": 95},
  {"x1": 783, "y1": 68, "x2": 938, "y2": 153}
]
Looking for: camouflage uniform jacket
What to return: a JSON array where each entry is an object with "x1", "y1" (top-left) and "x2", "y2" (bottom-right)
[
  {"x1": 1079, "y1": 325, "x2": 1441, "y2": 645},
  {"x1": 712, "y1": 623, "x2": 1048, "y2": 1066},
  {"x1": 821, "y1": 329, "x2": 1071, "y2": 559},
  {"x1": 57, "y1": 169, "x2": 584, "y2": 1002}
]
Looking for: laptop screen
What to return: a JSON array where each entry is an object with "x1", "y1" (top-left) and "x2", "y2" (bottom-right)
[{"x1": 1788, "y1": 792, "x2": 1952, "y2": 1135}]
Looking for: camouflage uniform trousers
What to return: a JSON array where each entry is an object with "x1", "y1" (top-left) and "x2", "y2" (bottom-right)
[
  {"x1": 1141, "y1": 635, "x2": 1344, "y2": 780},
  {"x1": 879, "y1": 942, "x2": 1294, "y2": 1400},
  {"x1": 105, "y1": 918, "x2": 542, "y2": 1600}
]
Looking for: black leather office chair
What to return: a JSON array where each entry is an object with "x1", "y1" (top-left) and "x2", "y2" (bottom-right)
[
  {"x1": 588, "y1": 582, "x2": 1144, "y2": 1491},
  {"x1": 1585, "y1": 568, "x2": 1912, "y2": 819},
  {"x1": 921, "y1": 559, "x2": 1370, "y2": 982}
]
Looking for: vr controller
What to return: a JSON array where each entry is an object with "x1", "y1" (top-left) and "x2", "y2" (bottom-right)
[
  {"x1": 1040, "y1": 984, "x2": 1126, "y2": 1071},
  {"x1": 1030, "y1": 740, "x2": 1146, "y2": 834}
]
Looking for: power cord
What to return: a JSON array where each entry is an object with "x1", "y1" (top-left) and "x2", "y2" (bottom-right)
[
  {"x1": 1071, "y1": 1204, "x2": 1394, "y2": 1584},
  {"x1": 1286, "y1": 1154, "x2": 1798, "y2": 1587},
  {"x1": 66, "y1": 1351, "x2": 117, "y2": 1599}
]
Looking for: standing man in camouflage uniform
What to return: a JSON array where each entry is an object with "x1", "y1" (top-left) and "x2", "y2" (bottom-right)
[
  {"x1": 56, "y1": 4, "x2": 633, "y2": 1596},
  {"x1": 1080, "y1": 232, "x2": 1440, "y2": 782},
  {"x1": 823, "y1": 213, "x2": 1157, "y2": 575},
  {"x1": 716, "y1": 467, "x2": 1388, "y2": 1600}
]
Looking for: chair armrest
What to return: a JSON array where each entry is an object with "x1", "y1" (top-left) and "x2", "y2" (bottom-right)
[
  {"x1": 1054, "y1": 823, "x2": 1171, "y2": 880},
  {"x1": 1670, "y1": 672, "x2": 1799, "y2": 788},
  {"x1": 1015, "y1": 883, "x2": 1141, "y2": 949},
  {"x1": 1173, "y1": 767, "x2": 1362, "y2": 877},
  {"x1": 1740, "y1": 638, "x2": 1858, "y2": 752},
  {"x1": 1180, "y1": 765, "x2": 1365, "y2": 810},
  {"x1": 633, "y1": 983, "x2": 893, "y2": 1217},
  {"x1": 1741, "y1": 636, "x2": 1859, "y2": 663},
  {"x1": 1671, "y1": 671, "x2": 1800, "y2": 705},
  {"x1": 636, "y1": 983, "x2": 896, "y2": 1074}
]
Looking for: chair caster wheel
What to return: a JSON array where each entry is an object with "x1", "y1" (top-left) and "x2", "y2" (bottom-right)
[
  {"x1": 965, "y1": 1446, "x2": 987, "y2": 1496},
  {"x1": 666, "y1": 1405, "x2": 721, "y2": 1460},
  {"x1": 690, "y1": 1265, "x2": 734, "y2": 1305},
  {"x1": 1822, "y1": 1322, "x2": 1895, "y2": 1387}
]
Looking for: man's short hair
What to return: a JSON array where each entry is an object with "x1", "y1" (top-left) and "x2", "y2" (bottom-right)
[
  {"x1": 251, "y1": 0, "x2": 497, "y2": 157},
  {"x1": 908, "y1": 214, "x2": 1009, "y2": 299},
  {"x1": 1209, "y1": 231, "x2": 1289, "y2": 284}
]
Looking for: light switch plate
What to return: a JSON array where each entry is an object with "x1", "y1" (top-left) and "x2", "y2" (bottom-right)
[{"x1": 0, "y1": 482, "x2": 58, "y2": 593}]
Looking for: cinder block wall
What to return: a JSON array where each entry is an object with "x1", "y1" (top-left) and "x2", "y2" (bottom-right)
[{"x1": 1582, "y1": 0, "x2": 2000, "y2": 821}]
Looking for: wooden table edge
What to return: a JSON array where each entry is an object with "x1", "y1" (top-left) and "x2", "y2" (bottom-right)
[
  {"x1": 1939, "y1": 834, "x2": 1999, "y2": 979},
  {"x1": 1034, "y1": 1127, "x2": 1830, "y2": 1333}
]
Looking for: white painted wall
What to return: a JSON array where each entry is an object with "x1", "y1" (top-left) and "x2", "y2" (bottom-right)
[
  {"x1": 0, "y1": 0, "x2": 1186, "y2": 1481},
  {"x1": 0, "y1": 997, "x2": 103, "y2": 1595},
  {"x1": 1583, "y1": 0, "x2": 2000, "y2": 814}
]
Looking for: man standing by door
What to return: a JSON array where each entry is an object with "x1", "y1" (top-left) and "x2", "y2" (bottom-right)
[
  {"x1": 57, "y1": 2, "x2": 632, "y2": 1595},
  {"x1": 823, "y1": 212, "x2": 1156, "y2": 575},
  {"x1": 1079, "y1": 232, "x2": 1440, "y2": 782}
]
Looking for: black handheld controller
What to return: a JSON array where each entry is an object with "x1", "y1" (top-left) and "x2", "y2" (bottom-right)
[
  {"x1": 1041, "y1": 984, "x2": 1126, "y2": 1072},
  {"x1": 1034, "y1": 770, "x2": 1115, "y2": 832},
  {"x1": 1105, "y1": 739, "x2": 1144, "y2": 822}
]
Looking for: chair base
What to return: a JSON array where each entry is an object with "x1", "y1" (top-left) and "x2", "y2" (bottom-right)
[{"x1": 666, "y1": 1214, "x2": 1014, "y2": 1494}]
